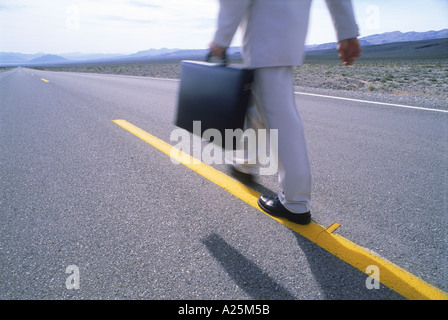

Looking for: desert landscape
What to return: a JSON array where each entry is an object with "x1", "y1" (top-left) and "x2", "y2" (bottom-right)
[{"x1": 2, "y1": 37, "x2": 447, "y2": 109}]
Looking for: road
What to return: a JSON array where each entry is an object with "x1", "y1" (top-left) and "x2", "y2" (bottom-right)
[{"x1": 0, "y1": 67, "x2": 446, "y2": 300}]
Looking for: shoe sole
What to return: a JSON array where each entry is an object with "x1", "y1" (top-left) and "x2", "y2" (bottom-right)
[
  {"x1": 257, "y1": 198, "x2": 311, "y2": 225},
  {"x1": 231, "y1": 164, "x2": 258, "y2": 175}
]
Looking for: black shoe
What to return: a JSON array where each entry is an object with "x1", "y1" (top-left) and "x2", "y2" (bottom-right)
[{"x1": 257, "y1": 195, "x2": 311, "y2": 225}]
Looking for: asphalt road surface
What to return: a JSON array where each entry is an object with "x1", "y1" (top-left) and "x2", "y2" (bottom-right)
[{"x1": 1, "y1": 67, "x2": 446, "y2": 300}]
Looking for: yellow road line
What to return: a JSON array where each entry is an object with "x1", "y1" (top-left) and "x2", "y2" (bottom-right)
[
  {"x1": 325, "y1": 222, "x2": 341, "y2": 234},
  {"x1": 40, "y1": 78, "x2": 49, "y2": 82},
  {"x1": 112, "y1": 119, "x2": 448, "y2": 300}
]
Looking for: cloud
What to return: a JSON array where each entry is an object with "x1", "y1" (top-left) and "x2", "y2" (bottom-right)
[
  {"x1": 99, "y1": 15, "x2": 157, "y2": 25},
  {"x1": 4, "y1": 0, "x2": 445, "y2": 54},
  {"x1": 128, "y1": 1, "x2": 162, "y2": 9}
]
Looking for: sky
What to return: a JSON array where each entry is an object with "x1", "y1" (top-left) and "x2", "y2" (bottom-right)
[{"x1": 0, "y1": 0, "x2": 447, "y2": 54}]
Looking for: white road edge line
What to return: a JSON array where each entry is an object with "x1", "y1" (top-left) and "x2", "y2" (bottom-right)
[
  {"x1": 294, "y1": 91, "x2": 448, "y2": 113},
  {"x1": 143, "y1": 77, "x2": 446, "y2": 113}
]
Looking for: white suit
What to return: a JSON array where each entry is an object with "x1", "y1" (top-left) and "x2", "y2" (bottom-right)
[
  {"x1": 213, "y1": 0, "x2": 359, "y2": 68},
  {"x1": 213, "y1": 0, "x2": 359, "y2": 213}
]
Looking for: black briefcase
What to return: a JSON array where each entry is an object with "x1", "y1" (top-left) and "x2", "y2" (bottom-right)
[{"x1": 175, "y1": 53, "x2": 254, "y2": 149}]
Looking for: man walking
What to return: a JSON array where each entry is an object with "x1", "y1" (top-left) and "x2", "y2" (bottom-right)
[{"x1": 209, "y1": 0, "x2": 362, "y2": 225}]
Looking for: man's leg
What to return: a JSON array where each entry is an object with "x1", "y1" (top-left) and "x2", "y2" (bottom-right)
[{"x1": 253, "y1": 66, "x2": 313, "y2": 215}]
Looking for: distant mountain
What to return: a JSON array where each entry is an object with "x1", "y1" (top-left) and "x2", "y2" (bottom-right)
[
  {"x1": 1, "y1": 29, "x2": 446, "y2": 66},
  {"x1": 125, "y1": 48, "x2": 180, "y2": 58},
  {"x1": 0, "y1": 52, "x2": 45, "y2": 64},
  {"x1": 306, "y1": 29, "x2": 448, "y2": 51},
  {"x1": 59, "y1": 52, "x2": 124, "y2": 61},
  {"x1": 0, "y1": 53, "x2": 27, "y2": 63},
  {"x1": 29, "y1": 54, "x2": 69, "y2": 64},
  {"x1": 305, "y1": 38, "x2": 448, "y2": 60},
  {"x1": 360, "y1": 29, "x2": 448, "y2": 45}
]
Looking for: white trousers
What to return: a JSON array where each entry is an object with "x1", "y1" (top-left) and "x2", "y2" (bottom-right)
[{"x1": 245, "y1": 66, "x2": 313, "y2": 213}]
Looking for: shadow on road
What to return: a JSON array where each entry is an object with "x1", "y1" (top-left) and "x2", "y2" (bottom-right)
[
  {"x1": 292, "y1": 232, "x2": 405, "y2": 300},
  {"x1": 202, "y1": 233, "x2": 296, "y2": 299}
]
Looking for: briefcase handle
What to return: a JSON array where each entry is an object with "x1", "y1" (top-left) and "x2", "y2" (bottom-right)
[{"x1": 205, "y1": 50, "x2": 228, "y2": 67}]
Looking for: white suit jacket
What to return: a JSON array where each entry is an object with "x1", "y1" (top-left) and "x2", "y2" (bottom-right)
[{"x1": 213, "y1": 0, "x2": 359, "y2": 68}]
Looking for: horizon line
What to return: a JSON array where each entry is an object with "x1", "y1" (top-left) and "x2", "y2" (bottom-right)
[{"x1": 1, "y1": 28, "x2": 446, "y2": 56}]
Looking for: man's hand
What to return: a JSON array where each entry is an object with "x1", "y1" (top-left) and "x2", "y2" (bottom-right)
[
  {"x1": 209, "y1": 42, "x2": 227, "y2": 58},
  {"x1": 337, "y1": 38, "x2": 362, "y2": 66}
]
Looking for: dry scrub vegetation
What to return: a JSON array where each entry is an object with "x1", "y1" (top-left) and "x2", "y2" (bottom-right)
[{"x1": 294, "y1": 58, "x2": 448, "y2": 99}]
